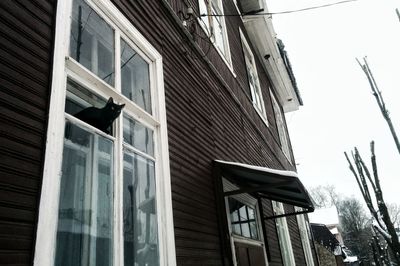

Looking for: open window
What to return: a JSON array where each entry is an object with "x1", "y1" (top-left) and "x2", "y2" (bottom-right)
[{"x1": 34, "y1": 0, "x2": 175, "y2": 265}]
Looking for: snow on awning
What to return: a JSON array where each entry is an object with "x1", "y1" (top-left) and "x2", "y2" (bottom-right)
[{"x1": 214, "y1": 160, "x2": 314, "y2": 216}]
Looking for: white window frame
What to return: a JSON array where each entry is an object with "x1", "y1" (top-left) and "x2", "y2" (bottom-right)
[
  {"x1": 198, "y1": 0, "x2": 233, "y2": 71},
  {"x1": 272, "y1": 201, "x2": 296, "y2": 266},
  {"x1": 295, "y1": 207, "x2": 315, "y2": 266},
  {"x1": 270, "y1": 91, "x2": 291, "y2": 161},
  {"x1": 33, "y1": 1, "x2": 176, "y2": 265},
  {"x1": 240, "y1": 29, "x2": 268, "y2": 126},
  {"x1": 223, "y1": 179, "x2": 269, "y2": 266}
]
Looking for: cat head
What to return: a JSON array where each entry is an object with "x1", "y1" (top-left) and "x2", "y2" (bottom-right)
[{"x1": 104, "y1": 97, "x2": 125, "y2": 120}]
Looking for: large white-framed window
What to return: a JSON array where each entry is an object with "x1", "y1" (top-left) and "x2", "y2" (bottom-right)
[
  {"x1": 198, "y1": 0, "x2": 232, "y2": 67},
  {"x1": 240, "y1": 30, "x2": 268, "y2": 126},
  {"x1": 272, "y1": 201, "x2": 296, "y2": 266},
  {"x1": 270, "y1": 91, "x2": 291, "y2": 160},
  {"x1": 295, "y1": 207, "x2": 315, "y2": 266},
  {"x1": 34, "y1": 0, "x2": 176, "y2": 265},
  {"x1": 223, "y1": 179, "x2": 269, "y2": 266}
]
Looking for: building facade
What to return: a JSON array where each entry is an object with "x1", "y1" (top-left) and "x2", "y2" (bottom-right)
[{"x1": 0, "y1": 0, "x2": 317, "y2": 265}]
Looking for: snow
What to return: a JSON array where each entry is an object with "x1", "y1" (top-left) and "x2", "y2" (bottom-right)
[
  {"x1": 214, "y1": 160, "x2": 299, "y2": 177},
  {"x1": 308, "y1": 206, "x2": 339, "y2": 225},
  {"x1": 372, "y1": 219, "x2": 392, "y2": 240}
]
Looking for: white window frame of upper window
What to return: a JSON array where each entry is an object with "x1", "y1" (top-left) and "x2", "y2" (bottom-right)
[
  {"x1": 272, "y1": 201, "x2": 296, "y2": 266},
  {"x1": 223, "y1": 178, "x2": 269, "y2": 266},
  {"x1": 295, "y1": 207, "x2": 315, "y2": 266},
  {"x1": 198, "y1": 0, "x2": 234, "y2": 73},
  {"x1": 239, "y1": 29, "x2": 268, "y2": 126},
  {"x1": 270, "y1": 91, "x2": 291, "y2": 161},
  {"x1": 33, "y1": 0, "x2": 177, "y2": 266}
]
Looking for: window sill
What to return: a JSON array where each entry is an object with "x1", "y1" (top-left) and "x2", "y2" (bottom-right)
[
  {"x1": 232, "y1": 234, "x2": 264, "y2": 247},
  {"x1": 253, "y1": 103, "x2": 269, "y2": 127}
]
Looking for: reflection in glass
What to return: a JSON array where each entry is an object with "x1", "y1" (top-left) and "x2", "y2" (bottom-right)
[
  {"x1": 123, "y1": 115, "x2": 154, "y2": 156},
  {"x1": 123, "y1": 151, "x2": 159, "y2": 266},
  {"x1": 121, "y1": 39, "x2": 151, "y2": 114},
  {"x1": 55, "y1": 122, "x2": 114, "y2": 266},
  {"x1": 70, "y1": 0, "x2": 115, "y2": 86}
]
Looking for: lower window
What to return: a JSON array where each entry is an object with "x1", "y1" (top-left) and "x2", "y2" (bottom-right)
[{"x1": 223, "y1": 179, "x2": 268, "y2": 266}]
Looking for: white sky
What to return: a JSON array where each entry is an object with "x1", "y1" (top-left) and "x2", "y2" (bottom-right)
[{"x1": 266, "y1": 0, "x2": 400, "y2": 205}]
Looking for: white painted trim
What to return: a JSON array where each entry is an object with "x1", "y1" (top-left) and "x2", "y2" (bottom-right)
[
  {"x1": 33, "y1": 1, "x2": 73, "y2": 265},
  {"x1": 295, "y1": 207, "x2": 315, "y2": 266},
  {"x1": 273, "y1": 201, "x2": 296, "y2": 266},
  {"x1": 153, "y1": 56, "x2": 177, "y2": 266}
]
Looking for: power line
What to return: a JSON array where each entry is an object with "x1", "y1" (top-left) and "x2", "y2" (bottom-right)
[{"x1": 199, "y1": 0, "x2": 359, "y2": 17}]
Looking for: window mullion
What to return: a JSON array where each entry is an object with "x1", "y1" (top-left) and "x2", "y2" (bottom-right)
[
  {"x1": 114, "y1": 29, "x2": 124, "y2": 266},
  {"x1": 115, "y1": 31, "x2": 121, "y2": 93}
]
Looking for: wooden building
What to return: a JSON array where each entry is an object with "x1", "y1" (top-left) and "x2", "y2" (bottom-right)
[{"x1": 0, "y1": 0, "x2": 318, "y2": 265}]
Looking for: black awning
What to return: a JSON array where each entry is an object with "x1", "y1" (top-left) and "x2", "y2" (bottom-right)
[{"x1": 214, "y1": 160, "x2": 314, "y2": 216}]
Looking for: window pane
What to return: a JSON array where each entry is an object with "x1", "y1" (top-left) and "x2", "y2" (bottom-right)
[
  {"x1": 123, "y1": 151, "x2": 159, "y2": 266},
  {"x1": 70, "y1": 0, "x2": 115, "y2": 86},
  {"x1": 121, "y1": 39, "x2": 152, "y2": 114},
  {"x1": 250, "y1": 221, "x2": 259, "y2": 240},
  {"x1": 123, "y1": 115, "x2": 154, "y2": 156},
  {"x1": 55, "y1": 121, "x2": 113, "y2": 266},
  {"x1": 211, "y1": 3, "x2": 226, "y2": 55}
]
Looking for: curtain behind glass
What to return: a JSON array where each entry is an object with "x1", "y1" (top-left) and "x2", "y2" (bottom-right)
[{"x1": 55, "y1": 122, "x2": 114, "y2": 266}]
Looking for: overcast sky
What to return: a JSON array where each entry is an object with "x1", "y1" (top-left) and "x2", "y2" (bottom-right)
[{"x1": 267, "y1": 0, "x2": 400, "y2": 205}]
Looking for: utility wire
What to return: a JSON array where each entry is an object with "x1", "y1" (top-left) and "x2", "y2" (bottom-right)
[{"x1": 199, "y1": 0, "x2": 358, "y2": 17}]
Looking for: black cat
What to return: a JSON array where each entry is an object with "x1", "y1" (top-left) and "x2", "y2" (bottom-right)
[{"x1": 74, "y1": 97, "x2": 125, "y2": 134}]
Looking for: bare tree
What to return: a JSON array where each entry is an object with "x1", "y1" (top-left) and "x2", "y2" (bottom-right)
[
  {"x1": 344, "y1": 57, "x2": 400, "y2": 264},
  {"x1": 388, "y1": 203, "x2": 400, "y2": 229},
  {"x1": 338, "y1": 197, "x2": 372, "y2": 261},
  {"x1": 309, "y1": 184, "x2": 339, "y2": 209}
]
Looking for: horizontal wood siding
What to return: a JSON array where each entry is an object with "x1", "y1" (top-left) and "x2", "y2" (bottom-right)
[
  {"x1": 110, "y1": 0, "x2": 305, "y2": 265},
  {"x1": 0, "y1": 0, "x2": 307, "y2": 264},
  {"x1": 0, "y1": 0, "x2": 56, "y2": 265}
]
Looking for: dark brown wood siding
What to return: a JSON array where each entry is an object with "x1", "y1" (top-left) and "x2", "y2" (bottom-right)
[
  {"x1": 110, "y1": 0, "x2": 306, "y2": 265},
  {"x1": 0, "y1": 0, "x2": 56, "y2": 265},
  {"x1": 0, "y1": 0, "x2": 310, "y2": 265}
]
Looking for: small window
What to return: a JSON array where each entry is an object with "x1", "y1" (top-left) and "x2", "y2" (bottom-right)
[
  {"x1": 240, "y1": 30, "x2": 268, "y2": 124},
  {"x1": 198, "y1": 0, "x2": 232, "y2": 64},
  {"x1": 271, "y1": 92, "x2": 291, "y2": 160},
  {"x1": 228, "y1": 197, "x2": 260, "y2": 240}
]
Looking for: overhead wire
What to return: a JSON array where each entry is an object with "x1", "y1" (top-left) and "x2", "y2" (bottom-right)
[{"x1": 199, "y1": 0, "x2": 359, "y2": 17}]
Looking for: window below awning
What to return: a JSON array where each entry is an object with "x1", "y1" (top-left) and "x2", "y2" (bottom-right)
[{"x1": 214, "y1": 160, "x2": 314, "y2": 219}]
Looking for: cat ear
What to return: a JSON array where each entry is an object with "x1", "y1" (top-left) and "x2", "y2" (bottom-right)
[
  {"x1": 119, "y1": 104, "x2": 125, "y2": 109},
  {"x1": 107, "y1": 97, "x2": 114, "y2": 104}
]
